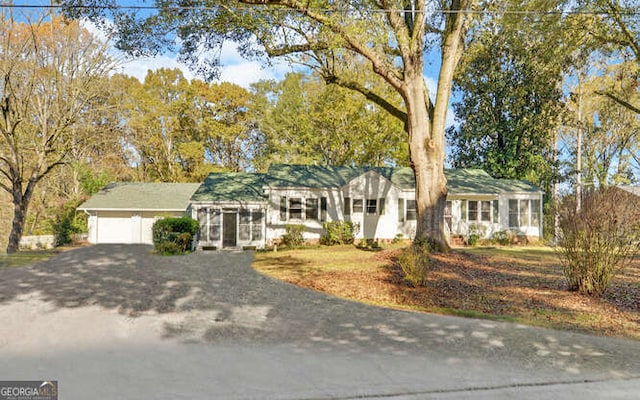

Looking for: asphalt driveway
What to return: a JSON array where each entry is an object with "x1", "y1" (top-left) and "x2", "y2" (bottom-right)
[{"x1": 0, "y1": 244, "x2": 639, "y2": 399}]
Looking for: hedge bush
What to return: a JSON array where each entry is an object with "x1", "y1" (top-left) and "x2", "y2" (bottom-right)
[
  {"x1": 281, "y1": 224, "x2": 305, "y2": 248},
  {"x1": 320, "y1": 221, "x2": 360, "y2": 245},
  {"x1": 152, "y1": 217, "x2": 199, "y2": 255}
]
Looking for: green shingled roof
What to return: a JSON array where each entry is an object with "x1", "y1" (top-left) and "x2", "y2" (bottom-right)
[
  {"x1": 191, "y1": 172, "x2": 266, "y2": 202},
  {"x1": 185, "y1": 164, "x2": 542, "y2": 204},
  {"x1": 78, "y1": 182, "x2": 200, "y2": 211},
  {"x1": 264, "y1": 164, "x2": 541, "y2": 194}
]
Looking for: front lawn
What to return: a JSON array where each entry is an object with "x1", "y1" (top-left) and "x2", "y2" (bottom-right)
[
  {"x1": 253, "y1": 244, "x2": 640, "y2": 340},
  {"x1": 0, "y1": 251, "x2": 58, "y2": 269}
]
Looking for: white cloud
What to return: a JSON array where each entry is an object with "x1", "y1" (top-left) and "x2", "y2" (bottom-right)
[{"x1": 114, "y1": 56, "x2": 195, "y2": 82}]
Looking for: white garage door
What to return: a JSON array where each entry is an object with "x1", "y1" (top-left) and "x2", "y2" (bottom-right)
[{"x1": 96, "y1": 215, "x2": 134, "y2": 244}]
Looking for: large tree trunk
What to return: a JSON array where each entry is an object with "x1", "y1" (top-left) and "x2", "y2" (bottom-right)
[{"x1": 405, "y1": 73, "x2": 449, "y2": 252}]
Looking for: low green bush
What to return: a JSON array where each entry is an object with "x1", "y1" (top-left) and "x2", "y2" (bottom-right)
[
  {"x1": 398, "y1": 239, "x2": 431, "y2": 286},
  {"x1": 320, "y1": 221, "x2": 360, "y2": 245},
  {"x1": 466, "y1": 223, "x2": 486, "y2": 247},
  {"x1": 152, "y1": 217, "x2": 199, "y2": 255},
  {"x1": 281, "y1": 224, "x2": 305, "y2": 248},
  {"x1": 491, "y1": 230, "x2": 513, "y2": 246}
]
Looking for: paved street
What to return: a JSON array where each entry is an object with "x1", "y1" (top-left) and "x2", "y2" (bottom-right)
[{"x1": 0, "y1": 244, "x2": 638, "y2": 399}]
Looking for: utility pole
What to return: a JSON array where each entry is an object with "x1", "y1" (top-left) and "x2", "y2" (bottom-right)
[{"x1": 576, "y1": 74, "x2": 583, "y2": 212}]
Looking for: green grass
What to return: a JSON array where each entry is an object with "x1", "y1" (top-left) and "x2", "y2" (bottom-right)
[{"x1": 0, "y1": 251, "x2": 57, "y2": 269}]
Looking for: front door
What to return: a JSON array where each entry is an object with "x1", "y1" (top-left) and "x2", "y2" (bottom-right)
[{"x1": 222, "y1": 212, "x2": 237, "y2": 248}]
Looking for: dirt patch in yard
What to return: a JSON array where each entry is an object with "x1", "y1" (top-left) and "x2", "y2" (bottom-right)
[{"x1": 254, "y1": 246, "x2": 640, "y2": 340}]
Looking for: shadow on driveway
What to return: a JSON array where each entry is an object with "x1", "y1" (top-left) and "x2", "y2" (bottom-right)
[{"x1": 0, "y1": 244, "x2": 639, "y2": 381}]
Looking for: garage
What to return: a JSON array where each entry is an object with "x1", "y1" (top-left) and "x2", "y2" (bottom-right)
[{"x1": 78, "y1": 182, "x2": 200, "y2": 245}]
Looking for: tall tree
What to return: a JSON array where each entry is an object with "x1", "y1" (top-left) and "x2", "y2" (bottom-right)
[
  {"x1": 120, "y1": 69, "x2": 257, "y2": 180},
  {"x1": 65, "y1": 0, "x2": 476, "y2": 250},
  {"x1": 252, "y1": 72, "x2": 408, "y2": 169},
  {"x1": 447, "y1": 1, "x2": 572, "y2": 195},
  {"x1": 565, "y1": 62, "x2": 640, "y2": 187},
  {"x1": 0, "y1": 15, "x2": 114, "y2": 253},
  {"x1": 579, "y1": 0, "x2": 639, "y2": 114}
]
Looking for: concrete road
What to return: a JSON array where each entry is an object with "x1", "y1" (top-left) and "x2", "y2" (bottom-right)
[{"x1": 0, "y1": 244, "x2": 638, "y2": 399}]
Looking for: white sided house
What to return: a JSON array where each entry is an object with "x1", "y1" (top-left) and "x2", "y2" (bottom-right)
[{"x1": 79, "y1": 164, "x2": 543, "y2": 248}]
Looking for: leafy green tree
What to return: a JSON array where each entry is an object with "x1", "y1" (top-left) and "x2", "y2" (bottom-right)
[
  {"x1": 64, "y1": 0, "x2": 476, "y2": 250},
  {"x1": 448, "y1": 1, "x2": 573, "y2": 194},
  {"x1": 252, "y1": 72, "x2": 408, "y2": 169},
  {"x1": 0, "y1": 15, "x2": 115, "y2": 253}
]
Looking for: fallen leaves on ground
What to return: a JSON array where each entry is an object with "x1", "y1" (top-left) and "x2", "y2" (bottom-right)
[{"x1": 255, "y1": 246, "x2": 640, "y2": 340}]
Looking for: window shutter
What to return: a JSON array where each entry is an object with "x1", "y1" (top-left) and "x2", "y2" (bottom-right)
[
  {"x1": 320, "y1": 197, "x2": 327, "y2": 221},
  {"x1": 398, "y1": 198, "x2": 404, "y2": 222},
  {"x1": 344, "y1": 197, "x2": 351, "y2": 215},
  {"x1": 379, "y1": 198, "x2": 386, "y2": 215},
  {"x1": 280, "y1": 196, "x2": 287, "y2": 221}
]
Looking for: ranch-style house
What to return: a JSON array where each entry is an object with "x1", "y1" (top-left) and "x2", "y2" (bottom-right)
[{"x1": 78, "y1": 164, "x2": 543, "y2": 248}]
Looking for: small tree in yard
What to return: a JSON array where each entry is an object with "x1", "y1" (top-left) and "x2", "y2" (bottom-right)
[{"x1": 556, "y1": 187, "x2": 640, "y2": 296}]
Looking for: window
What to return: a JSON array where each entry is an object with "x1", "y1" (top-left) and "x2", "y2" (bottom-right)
[
  {"x1": 493, "y1": 200, "x2": 499, "y2": 223},
  {"x1": 531, "y1": 199, "x2": 541, "y2": 227},
  {"x1": 306, "y1": 198, "x2": 318, "y2": 220},
  {"x1": 508, "y1": 199, "x2": 519, "y2": 227},
  {"x1": 519, "y1": 199, "x2": 530, "y2": 227},
  {"x1": 366, "y1": 199, "x2": 377, "y2": 215},
  {"x1": 461, "y1": 200, "x2": 467, "y2": 221},
  {"x1": 344, "y1": 197, "x2": 351, "y2": 215},
  {"x1": 398, "y1": 198, "x2": 405, "y2": 222},
  {"x1": 406, "y1": 200, "x2": 417, "y2": 221},
  {"x1": 197, "y1": 208, "x2": 220, "y2": 242},
  {"x1": 251, "y1": 211, "x2": 263, "y2": 241},
  {"x1": 320, "y1": 197, "x2": 327, "y2": 222},
  {"x1": 197, "y1": 208, "x2": 207, "y2": 241},
  {"x1": 352, "y1": 199, "x2": 364, "y2": 213},
  {"x1": 209, "y1": 209, "x2": 221, "y2": 241},
  {"x1": 289, "y1": 198, "x2": 302, "y2": 219},
  {"x1": 239, "y1": 210, "x2": 251, "y2": 240},
  {"x1": 468, "y1": 200, "x2": 478, "y2": 222},
  {"x1": 279, "y1": 196, "x2": 287, "y2": 220},
  {"x1": 445, "y1": 201, "x2": 452, "y2": 232},
  {"x1": 378, "y1": 198, "x2": 386, "y2": 215},
  {"x1": 481, "y1": 201, "x2": 491, "y2": 222}
]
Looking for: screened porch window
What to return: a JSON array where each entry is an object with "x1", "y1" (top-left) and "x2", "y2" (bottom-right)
[{"x1": 197, "y1": 208, "x2": 220, "y2": 242}]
